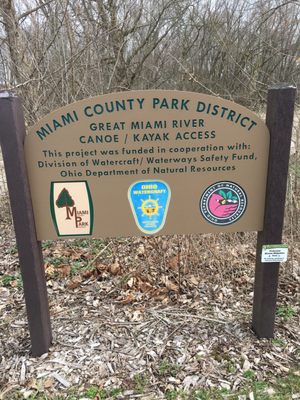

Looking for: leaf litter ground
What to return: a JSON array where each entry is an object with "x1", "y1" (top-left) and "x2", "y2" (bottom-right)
[{"x1": 0, "y1": 222, "x2": 299, "y2": 399}]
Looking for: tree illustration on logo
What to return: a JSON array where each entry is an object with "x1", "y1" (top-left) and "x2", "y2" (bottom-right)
[
  {"x1": 218, "y1": 190, "x2": 238, "y2": 205},
  {"x1": 56, "y1": 188, "x2": 75, "y2": 219}
]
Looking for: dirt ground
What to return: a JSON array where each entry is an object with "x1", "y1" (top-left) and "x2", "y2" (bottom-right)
[{"x1": 0, "y1": 218, "x2": 299, "y2": 399}]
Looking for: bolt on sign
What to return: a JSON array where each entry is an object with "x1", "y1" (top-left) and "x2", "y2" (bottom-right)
[{"x1": 25, "y1": 90, "x2": 269, "y2": 239}]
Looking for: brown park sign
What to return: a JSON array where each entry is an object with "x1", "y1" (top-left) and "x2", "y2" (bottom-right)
[
  {"x1": 25, "y1": 90, "x2": 270, "y2": 239},
  {"x1": 0, "y1": 86, "x2": 296, "y2": 355}
]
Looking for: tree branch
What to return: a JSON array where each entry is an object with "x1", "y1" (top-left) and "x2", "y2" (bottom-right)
[{"x1": 18, "y1": 0, "x2": 56, "y2": 23}]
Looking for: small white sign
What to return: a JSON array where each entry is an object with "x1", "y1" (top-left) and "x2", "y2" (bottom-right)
[{"x1": 261, "y1": 244, "x2": 288, "y2": 263}]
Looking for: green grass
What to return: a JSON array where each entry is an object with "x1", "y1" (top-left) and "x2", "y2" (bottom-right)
[
  {"x1": 71, "y1": 238, "x2": 108, "y2": 255},
  {"x1": 165, "y1": 389, "x2": 178, "y2": 400},
  {"x1": 162, "y1": 371, "x2": 300, "y2": 399},
  {"x1": 158, "y1": 360, "x2": 181, "y2": 377},
  {"x1": 133, "y1": 373, "x2": 148, "y2": 393},
  {"x1": 272, "y1": 338, "x2": 286, "y2": 347},
  {"x1": 15, "y1": 385, "x2": 123, "y2": 400},
  {"x1": 41, "y1": 240, "x2": 53, "y2": 249},
  {"x1": 243, "y1": 369, "x2": 256, "y2": 380},
  {"x1": 276, "y1": 305, "x2": 296, "y2": 321},
  {"x1": 85, "y1": 385, "x2": 99, "y2": 398},
  {"x1": 1, "y1": 274, "x2": 16, "y2": 286},
  {"x1": 83, "y1": 386, "x2": 123, "y2": 399},
  {"x1": 226, "y1": 360, "x2": 238, "y2": 373},
  {"x1": 8, "y1": 371, "x2": 300, "y2": 400},
  {"x1": 0, "y1": 273, "x2": 22, "y2": 288},
  {"x1": 69, "y1": 260, "x2": 86, "y2": 276},
  {"x1": 8, "y1": 244, "x2": 18, "y2": 254},
  {"x1": 44, "y1": 255, "x2": 67, "y2": 268}
]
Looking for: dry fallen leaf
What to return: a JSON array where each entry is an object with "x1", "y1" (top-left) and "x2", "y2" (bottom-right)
[
  {"x1": 162, "y1": 275, "x2": 179, "y2": 292},
  {"x1": 82, "y1": 269, "x2": 94, "y2": 279},
  {"x1": 130, "y1": 310, "x2": 144, "y2": 321},
  {"x1": 0, "y1": 287, "x2": 10, "y2": 298},
  {"x1": 137, "y1": 280, "x2": 154, "y2": 293},
  {"x1": 27, "y1": 378, "x2": 38, "y2": 389},
  {"x1": 189, "y1": 275, "x2": 200, "y2": 286},
  {"x1": 57, "y1": 264, "x2": 71, "y2": 278},
  {"x1": 117, "y1": 292, "x2": 135, "y2": 304},
  {"x1": 10, "y1": 279, "x2": 18, "y2": 288},
  {"x1": 127, "y1": 277, "x2": 135, "y2": 288},
  {"x1": 168, "y1": 255, "x2": 179, "y2": 271},
  {"x1": 182, "y1": 375, "x2": 199, "y2": 390},
  {"x1": 45, "y1": 264, "x2": 55, "y2": 277},
  {"x1": 95, "y1": 263, "x2": 108, "y2": 273},
  {"x1": 110, "y1": 262, "x2": 121, "y2": 275},
  {"x1": 67, "y1": 275, "x2": 82, "y2": 289},
  {"x1": 137, "y1": 244, "x2": 145, "y2": 255},
  {"x1": 43, "y1": 378, "x2": 55, "y2": 388}
]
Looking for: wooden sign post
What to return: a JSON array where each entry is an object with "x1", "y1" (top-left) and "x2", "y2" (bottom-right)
[
  {"x1": 252, "y1": 84, "x2": 296, "y2": 337},
  {"x1": 0, "y1": 86, "x2": 296, "y2": 356},
  {"x1": 0, "y1": 92, "x2": 52, "y2": 356}
]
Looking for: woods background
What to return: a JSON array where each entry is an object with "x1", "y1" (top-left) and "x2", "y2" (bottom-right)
[
  {"x1": 0, "y1": 0, "x2": 299, "y2": 238},
  {"x1": 0, "y1": 2, "x2": 299, "y2": 398}
]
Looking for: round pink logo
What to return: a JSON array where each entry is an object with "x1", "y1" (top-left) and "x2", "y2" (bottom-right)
[{"x1": 200, "y1": 181, "x2": 247, "y2": 225}]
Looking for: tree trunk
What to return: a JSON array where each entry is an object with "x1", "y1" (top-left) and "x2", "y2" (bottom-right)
[{"x1": 1, "y1": 0, "x2": 21, "y2": 85}]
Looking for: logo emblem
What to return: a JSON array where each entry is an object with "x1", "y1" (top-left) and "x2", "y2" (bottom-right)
[
  {"x1": 128, "y1": 180, "x2": 171, "y2": 234},
  {"x1": 200, "y1": 181, "x2": 247, "y2": 225},
  {"x1": 50, "y1": 181, "x2": 94, "y2": 237}
]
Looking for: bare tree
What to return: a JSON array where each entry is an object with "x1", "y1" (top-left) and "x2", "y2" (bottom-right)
[{"x1": 0, "y1": 0, "x2": 299, "y2": 117}]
